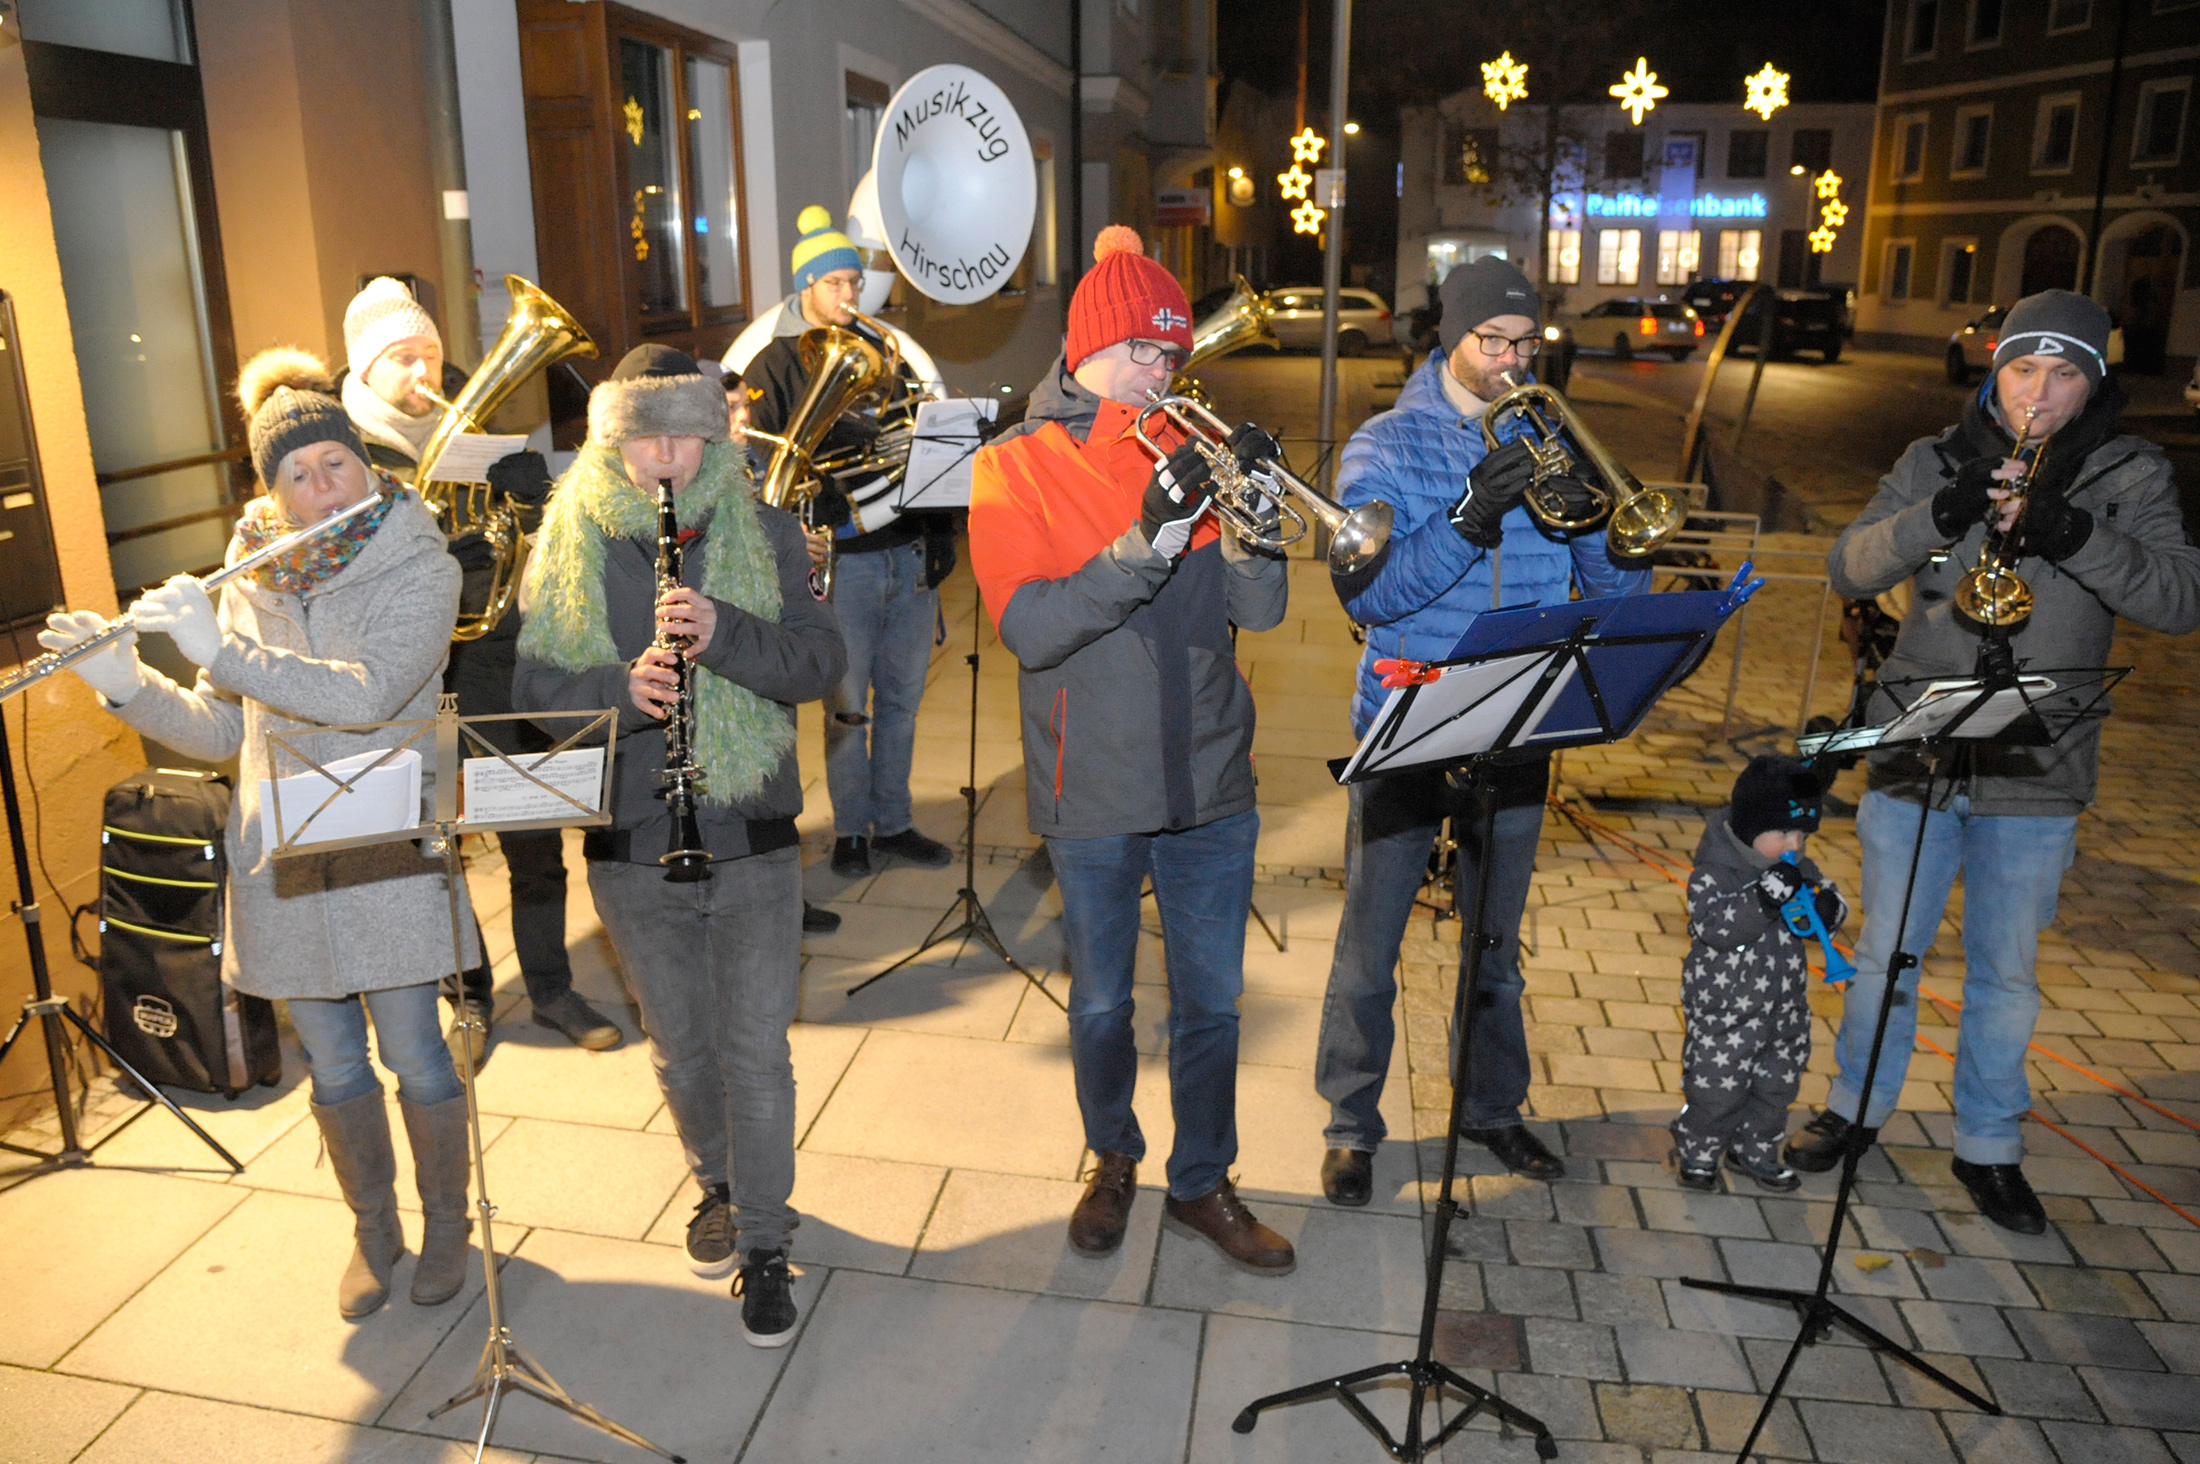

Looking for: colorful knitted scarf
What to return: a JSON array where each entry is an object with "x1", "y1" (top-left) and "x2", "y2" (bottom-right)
[
  {"x1": 231, "y1": 483, "x2": 399, "y2": 594},
  {"x1": 518, "y1": 440, "x2": 791, "y2": 804}
]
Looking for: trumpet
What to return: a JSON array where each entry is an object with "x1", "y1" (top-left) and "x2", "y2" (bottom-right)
[
  {"x1": 1954, "y1": 406, "x2": 2046, "y2": 631},
  {"x1": 1481, "y1": 371, "x2": 1686, "y2": 557},
  {"x1": 1132, "y1": 394, "x2": 1393, "y2": 576},
  {"x1": 651, "y1": 477, "x2": 712, "y2": 884}
]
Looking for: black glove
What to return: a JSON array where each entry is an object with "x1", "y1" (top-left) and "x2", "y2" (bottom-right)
[
  {"x1": 486, "y1": 449, "x2": 555, "y2": 507},
  {"x1": 2020, "y1": 489, "x2": 2094, "y2": 564},
  {"x1": 1813, "y1": 882, "x2": 1849, "y2": 934},
  {"x1": 1224, "y1": 423, "x2": 1280, "y2": 470},
  {"x1": 1450, "y1": 439, "x2": 1535, "y2": 548},
  {"x1": 447, "y1": 531, "x2": 499, "y2": 573},
  {"x1": 1755, "y1": 863, "x2": 1804, "y2": 910},
  {"x1": 1930, "y1": 455, "x2": 2001, "y2": 540},
  {"x1": 1140, "y1": 442, "x2": 1214, "y2": 559},
  {"x1": 1532, "y1": 473, "x2": 1604, "y2": 534}
]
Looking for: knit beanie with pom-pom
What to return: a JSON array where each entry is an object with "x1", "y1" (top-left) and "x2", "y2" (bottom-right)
[
  {"x1": 791, "y1": 204, "x2": 863, "y2": 292},
  {"x1": 236, "y1": 348, "x2": 369, "y2": 490},
  {"x1": 1065, "y1": 225, "x2": 1194, "y2": 371}
]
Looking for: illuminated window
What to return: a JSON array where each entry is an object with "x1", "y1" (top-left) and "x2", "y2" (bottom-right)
[
  {"x1": 1596, "y1": 229, "x2": 1641, "y2": 286},
  {"x1": 1655, "y1": 229, "x2": 1700, "y2": 285},
  {"x1": 1546, "y1": 229, "x2": 1581, "y2": 284},
  {"x1": 1717, "y1": 229, "x2": 1762, "y2": 281}
]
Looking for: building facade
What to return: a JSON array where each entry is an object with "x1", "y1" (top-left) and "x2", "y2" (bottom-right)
[
  {"x1": 1396, "y1": 96, "x2": 1875, "y2": 320},
  {"x1": 1852, "y1": 0, "x2": 2198, "y2": 371}
]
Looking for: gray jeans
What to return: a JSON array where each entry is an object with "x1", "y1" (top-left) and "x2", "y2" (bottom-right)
[{"x1": 587, "y1": 846, "x2": 803, "y2": 1253}]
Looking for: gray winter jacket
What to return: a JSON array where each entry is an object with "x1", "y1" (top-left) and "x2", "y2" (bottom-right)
[
  {"x1": 109, "y1": 489, "x2": 483, "y2": 1001},
  {"x1": 510, "y1": 504, "x2": 844, "y2": 865},
  {"x1": 1828, "y1": 426, "x2": 2200, "y2": 816},
  {"x1": 1683, "y1": 811, "x2": 1832, "y2": 1010}
]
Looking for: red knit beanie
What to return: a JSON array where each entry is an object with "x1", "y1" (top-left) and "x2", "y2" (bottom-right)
[{"x1": 1065, "y1": 226, "x2": 1194, "y2": 371}]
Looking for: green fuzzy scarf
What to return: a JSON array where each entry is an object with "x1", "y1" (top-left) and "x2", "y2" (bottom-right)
[{"x1": 519, "y1": 440, "x2": 791, "y2": 804}]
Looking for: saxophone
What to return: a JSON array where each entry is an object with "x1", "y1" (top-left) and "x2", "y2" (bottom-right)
[{"x1": 652, "y1": 478, "x2": 712, "y2": 883}]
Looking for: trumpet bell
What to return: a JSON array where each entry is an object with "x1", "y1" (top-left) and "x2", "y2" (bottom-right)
[
  {"x1": 1327, "y1": 500, "x2": 1394, "y2": 576},
  {"x1": 1605, "y1": 484, "x2": 1689, "y2": 558},
  {"x1": 1954, "y1": 566, "x2": 2033, "y2": 629}
]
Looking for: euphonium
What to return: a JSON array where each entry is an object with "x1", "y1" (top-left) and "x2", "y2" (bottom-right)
[
  {"x1": 1480, "y1": 371, "x2": 1687, "y2": 557},
  {"x1": 1132, "y1": 393, "x2": 1393, "y2": 576},
  {"x1": 1954, "y1": 406, "x2": 2047, "y2": 631},
  {"x1": 757, "y1": 309, "x2": 903, "y2": 597},
  {"x1": 651, "y1": 477, "x2": 712, "y2": 884},
  {"x1": 1169, "y1": 275, "x2": 1279, "y2": 405},
  {"x1": 414, "y1": 275, "x2": 597, "y2": 640}
]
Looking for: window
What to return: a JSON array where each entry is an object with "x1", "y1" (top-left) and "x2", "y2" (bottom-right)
[
  {"x1": 1727, "y1": 130, "x2": 1768, "y2": 179},
  {"x1": 2048, "y1": 0, "x2": 2092, "y2": 31},
  {"x1": 1884, "y1": 240, "x2": 1916, "y2": 300},
  {"x1": 1546, "y1": 229, "x2": 1581, "y2": 285},
  {"x1": 1655, "y1": 229, "x2": 1701, "y2": 285},
  {"x1": 1791, "y1": 128, "x2": 1833, "y2": 174},
  {"x1": 1951, "y1": 106, "x2": 1993, "y2": 175},
  {"x1": 2132, "y1": 79, "x2": 2190, "y2": 166},
  {"x1": 1904, "y1": 0, "x2": 1939, "y2": 58},
  {"x1": 1664, "y1": 132, "x2": 1706, "y2": 179},
  {"x1": 2033, "y1": 93, "x2": 2080, "y2": 172},
  {"x1": 1596, "y1": 228, "x2": 1642, "y2": 286},
  {"x1": 1718, "y1": 229, "x2": 1763, "y2": 281},
  {"x1": 1966, "y1": 0, "x2": 2004, "y2": 47},
  {"x1": 1895, "y1": 114, "x2": 1929, "y2": 181},
  {"x1": 845, "y1": 72, "x2": 888, "y2": 197},
  {"x1": 1444, "y1": 126, "x2": 1498, "y2": 186},
  {"x1": 1941, "y1": 239, "x2": 1978, "y2": 304},
  {"x1": 1604, "y1": 132, "x2": 1645, "y2": 180}
]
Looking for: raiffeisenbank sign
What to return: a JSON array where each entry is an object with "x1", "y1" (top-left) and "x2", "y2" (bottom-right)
[{"x1": 1584, "y1": 191, "x2": 1770, "y2": 219}]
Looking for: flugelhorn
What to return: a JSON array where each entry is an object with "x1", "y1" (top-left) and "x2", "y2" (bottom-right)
[
  {"x1": 1954, "y1": 405, "x2": 2046, "y2": 631},
  {"x1": 757, "y1": 309, "x2": 903, "y2": 597},
  {"x1": 1481, "y1": 371, "x2": 1686, "y2": 557},
  {"x1": 414, "y1": 276, "x2": 597, "y2": 641},
  {"x1": 1133, "y1": 394, "x2": 1393, "y2": 575}
]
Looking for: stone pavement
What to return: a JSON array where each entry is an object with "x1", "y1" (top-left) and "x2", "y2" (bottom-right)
[{"x1": 4, "y1": 366, "x2": 2198, "y2": 1462}]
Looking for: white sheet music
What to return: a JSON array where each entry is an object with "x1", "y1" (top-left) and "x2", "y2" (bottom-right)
[
  {"x1": 423, "y1": 431, "x2": 529, "y2": 484},
  {"x1": 259, "y1": 747, "x2": 423, "y2": 848},
  {"x1": 1337, "y1": 652, "x2": 1578, "y2": 783},
  {"x1": 897, "y1": 398, "x2": 1000, "y2": 510},
  {"x1": 461, "y1": 747, "x2": 606, "y2": 824},
  {"x1": 1881, "y1": 676, "x2": 2057, "y2": 744}
]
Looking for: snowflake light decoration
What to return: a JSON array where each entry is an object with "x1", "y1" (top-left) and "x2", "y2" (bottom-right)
[
  {"x1": 1277, "y1": 163, "x2": 1312, "y2": 201},
  {"x1": 1481, "y1": 51, "x2": 1529, "y2": 111},
  {"x1": 1743, "y1": 64, "x2": 1789, "y2": 121},
  {"x1": 1289, "y1": 128, "x2": 1328, "y2": 165},
  {"x1": 1608, "y1": 57, "x2": 1668, "y2": 126},
  {"x1": 1291, "y1": 199, "x2": 1327, "y2": 235}
]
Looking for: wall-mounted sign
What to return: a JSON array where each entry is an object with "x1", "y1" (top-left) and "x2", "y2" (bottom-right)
[
  {"x1": 1585, "y1": 191, "x2": 1768, "y2": 220},
  {"x1": 1157, "y1": 188, "x2": 1212, "y2": 226}
]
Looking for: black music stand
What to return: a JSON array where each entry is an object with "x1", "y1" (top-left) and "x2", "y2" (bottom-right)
[
  {"x1": 1235, "y1": 575, "x2": 1757, "y2": 1459},
  {"x1": 1682, "y1": 652, "x2": 2125, "y2": 1461}
]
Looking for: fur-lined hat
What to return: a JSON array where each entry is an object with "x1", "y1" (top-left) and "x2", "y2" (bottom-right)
[
  {"x1": 237, "y1": 348, "x2": 368, "y2": 490},
  {"x1": 587, "y1": 345, "x2": 729, "y2": 451}
]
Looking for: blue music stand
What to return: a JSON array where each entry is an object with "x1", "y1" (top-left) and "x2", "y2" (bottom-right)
[{"x1": 1236, "y1": 571, "x2": 1759, "y2": 1460}]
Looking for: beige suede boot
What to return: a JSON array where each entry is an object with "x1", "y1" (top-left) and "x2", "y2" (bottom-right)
[
  {"x1": 312, "y1": 1091, "x2": 404, "y2": 1319},
  {"x1": 400, "y1": 1093, "x2": 474, "y2": 1305}
]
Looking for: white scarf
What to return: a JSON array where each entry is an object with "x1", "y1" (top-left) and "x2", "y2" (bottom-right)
[{"x1": 342, "y1": 371, "x2": 438, "y2": 462}]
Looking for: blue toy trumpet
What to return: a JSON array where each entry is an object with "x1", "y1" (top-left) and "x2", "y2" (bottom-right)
[{"x1": 1779, "y1": 851, "x2": 1856, "y2": 985}]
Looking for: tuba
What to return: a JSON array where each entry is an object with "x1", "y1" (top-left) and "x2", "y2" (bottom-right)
[
  {"x1": 1954, "y1": 406, "x2": 2046, "y2": 631},
  {"x1": 414, "y1": 275, "x2": 596, "y2": 640},
  {"x1": 1481, "y1": 371, "x2": 1686, "y2": 557},
  {"x1": 755, "y1": 310, "x2": 902, "y2": 597},
  {"x1": 1170, "y1": 276, "x2": 1279, "y2": 404}
]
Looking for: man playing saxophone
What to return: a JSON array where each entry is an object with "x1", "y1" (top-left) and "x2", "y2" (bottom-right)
[{"x1": 1804, "y1": 290, "x2": 2200, "y2": 1233}]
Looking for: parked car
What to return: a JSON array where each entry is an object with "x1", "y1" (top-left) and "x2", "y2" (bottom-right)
[
  {"x1": 1948, "y1": 305, "x2": 2125, "y2": 383},
  {"x1": 1727, "y1": 288, "x2": 1845, "y2": 363},
  {"x1": 1559, "y1": 298, "x2": 1704, "y2": 361},
  {"x1": 1264, "y1": 286, "x2": 1393, "y2": 355},
  {"x1": 1679, "y1": 278, "x2": 1754, "y2": 332}
]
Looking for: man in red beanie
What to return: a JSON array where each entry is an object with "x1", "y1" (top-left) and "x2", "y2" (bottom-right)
[{"x1": 970, "y1": 227, "x2": 1296, "y2": 1274}]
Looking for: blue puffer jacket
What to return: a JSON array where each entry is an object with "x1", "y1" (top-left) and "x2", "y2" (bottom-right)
[{"x1": 1334, "y1": 353, "x2": 1653, "y2": 735}]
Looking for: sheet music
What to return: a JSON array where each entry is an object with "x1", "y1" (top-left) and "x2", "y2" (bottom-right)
[
  {"x1": 1881, "y1": 676, "x2": 2056, "y2": 744},
  {"x1": 461, "y1": 747, "x2": 606, "y2": 823},
  {"x1": 1338, "y1": 652, "x2": 1577, "y2": 782},
  {"x1": 259, "y1": 747, "x2": 423, "y2": 848},
  {"x1": 423, "y1": 431, "x2": 529, "y2": 484},
  {"x1": 897, "y1": 398, "x2": 999, "y2": 510}
]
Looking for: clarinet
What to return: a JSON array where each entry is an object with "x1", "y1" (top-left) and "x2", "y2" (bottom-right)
[{"x1": 652, "y1": 477, "x2": 712, "y2": 883}]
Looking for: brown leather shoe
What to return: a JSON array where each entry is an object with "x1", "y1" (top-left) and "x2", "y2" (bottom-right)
[
  {"x1": 1068, "y1": 1151, "x2": 1137, "y2": 1256},
  {"x1": 1163, "y1": 1177, "x2": 1296, "y2": 1275}
]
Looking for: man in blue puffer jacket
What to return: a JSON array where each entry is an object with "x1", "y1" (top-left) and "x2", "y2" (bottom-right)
[{"x1": 1314, "y1": 257, "x2": 1652, "y2": 1206}]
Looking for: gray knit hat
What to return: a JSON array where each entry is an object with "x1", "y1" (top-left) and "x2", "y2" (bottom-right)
[
  {"x1": 1991, "y1": 289, "x2": 2111, "y2": 391},
  {"x1": 236, "y1": 348, "x2": 369, "y2": 490},
  {"x1": 1438, "y1": 256, "x2": 1542, "y2": 355},
  {"x1": 587, "y1": 344, "x2": 730, "y2": 451}
]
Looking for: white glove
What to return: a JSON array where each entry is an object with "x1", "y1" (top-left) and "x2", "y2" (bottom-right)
[
  {"x1": 131, "y1": 575, "x2": 222, "y2": 668},
  {"x1": 37, "y1": 610, "x2": 142, "y2": 705}
]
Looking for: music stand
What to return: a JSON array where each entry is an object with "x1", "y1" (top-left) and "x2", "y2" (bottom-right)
[
  {"x1": 1681, "y1": 654, "x2": 2125, "y2": 1460},
  {"x1": 1235, "y1": 572, "x2": 1759, "y2": 1460},
  {"x1": 263, "y1": 696, "x2": 684, "y2": 1464}
]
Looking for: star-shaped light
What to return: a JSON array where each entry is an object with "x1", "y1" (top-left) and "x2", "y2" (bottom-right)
[
  {"x1": 1743, "y1": 63, "x2": 1789, "y2": 121},
  {"x1": 623, "y1": 95, "x2": 646, "y2": 147},
  {"x1": 1813, "y1": 169, "x2": 1844, "y2": 199},
  {"x1": 1289, "y1": 128, "x2": 1328, "y2": 164},
  {"x1": 1276, "y1": 163, "x2": 1312, "y2": 201},
  {"x1": 1291, "y1": 199, "x2": 1327, "y2": 235},
  {"x1": 1609, "y1": 57, "x2": 1668, "y2": 126},
  {"x1": 1481, "y1": 51, "x2": 1529, "y2": 111}
]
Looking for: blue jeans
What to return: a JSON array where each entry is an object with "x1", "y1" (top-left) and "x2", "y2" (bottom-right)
[
  {"x1": 287, "y1": 983, "x2": 462, "y2": 1108},
  {"x1": 1047, "y1": 808, "x2": 1258, "y2": 1200},
  {"x1": 825, "y1": 540, "x2": 937, "y2": 839},
  {"x1": 1315, "y1": 760, "x2": 1546, "y2": 1148},
  {"x1": 1830, "y1": 788, "x2": 2077, "y2": 1165}
]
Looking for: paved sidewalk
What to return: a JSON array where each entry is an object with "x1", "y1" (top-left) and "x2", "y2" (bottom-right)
[{"x1": 3, "y1": 417, "x2": 2196, "y2": 1461}]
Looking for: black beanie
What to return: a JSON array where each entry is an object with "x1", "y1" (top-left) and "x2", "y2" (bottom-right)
[
  {"x1": 1438, "y1": 257, "x2": 1542, "y2": 355},
  {"x1": 1729, "y1": 754, "x2": 1823, "y2": 846}
]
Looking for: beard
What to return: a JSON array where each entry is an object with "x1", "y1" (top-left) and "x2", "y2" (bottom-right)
[{"x1": 1447, "y1": 352, "x2": 1517, "y2": 403}]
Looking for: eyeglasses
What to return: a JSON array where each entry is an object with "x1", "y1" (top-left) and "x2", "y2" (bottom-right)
[
  {"x1": 1125, "y1": 340, "x2": 1191, "y2": 370},
  {"x1": 1470, "y1": 331, "x2": 1543, "y2": 359}
]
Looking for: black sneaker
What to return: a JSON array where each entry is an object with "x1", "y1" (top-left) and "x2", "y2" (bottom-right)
[
  {"x1": 1674, "y1": 1153, "x2": 1721, "y2": 1192},
  {"x1": 830, "y1": 836, "x2": 871, "y2": 878},
  {"x1": 685, "y1": 1185, "x2": 737, "y2": 1279},
  {"x1": 733, "y1": 1248, "x2": 799, "y2": 1347},
  {"x1": 871, "y1": 827, "x2": 954, "y2": 868},
  {"x1": 802, "y1": 902, "x2": 842, "y2": 935},
  {"x1": 1783, "y1": 1109, "x2": 1872, "y2": 1174},
  {"x1": 1951, "y1": 1158, "x2": 2048, "y2": 1236},
  {"x1": 1725, "y1": 1149, "x2": 1802, "y2": 1193}
]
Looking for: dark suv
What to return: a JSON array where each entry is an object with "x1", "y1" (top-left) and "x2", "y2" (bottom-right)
[{"x1": 1682, "y1": 281, "x2": 1846, "y2": 362}]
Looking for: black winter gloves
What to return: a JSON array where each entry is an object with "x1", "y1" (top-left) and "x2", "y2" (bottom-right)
[
  {"x1": 1224, "y1": 423, "x2": 1281, "y2": 469},
  {"x1": 2020, "y1": 489, "x2": 2095, "y2": 564},
  {"x1": 1450, "y1": 440, "x2": 1535, "y2": 548},
  {"x1": 487, "y1": 449, "x2": 556, "y2": 507},
  {"x1": 1931, "y1": 456, "x2": 2002, "y2": 540},
  {"x1": 1755, "y1": 863, "x2": 1804, "y2": 909},
  {"x1": 1141, "y1": 442, "x2": 1215, "y2": 560}
]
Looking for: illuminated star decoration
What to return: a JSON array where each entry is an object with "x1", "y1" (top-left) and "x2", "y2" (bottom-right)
[
  {"x1": 1291, "y1": 199, "x2": 1327, "y2": 235},
  {"x1": 1809, "y1": 169, "x2": 1845, "y2": 253},
  {"x1": 1609, "y1": 57, "x2": 1668, "y2": 127},
  {"x1": 1277, "y1": 163, "x2": 1312, "y2": 201},
  {"x1": 1481, "y1": 51, "x2": 1529, "y2": 111},
  {"x1": 623, "y1": 95, "x2": 646, "y2": 147},
  {"x1": 1743, "y1": 64, "x2": 1790, "y2": 121},
  {"x1": 1290, "y1": 127, "x2": 1328, "y2": 164}
]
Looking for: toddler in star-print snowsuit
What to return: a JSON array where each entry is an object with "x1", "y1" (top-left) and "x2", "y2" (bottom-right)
[{"x1": 1673, "y1": 755, "x2": 1847, "y2": 1193}]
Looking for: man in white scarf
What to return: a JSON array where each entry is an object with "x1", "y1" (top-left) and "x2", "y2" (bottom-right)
[{"x1": 340, "y1": 276, "x2": 447, "y2": 471}]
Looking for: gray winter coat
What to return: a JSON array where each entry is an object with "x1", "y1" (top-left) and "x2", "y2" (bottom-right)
[
  {"x1": 1828, "y1": 427, "x2": 2200, "y2": 816},
  {"x1": 110, "y1": 489, "x2": 483, "y2": 1000},
  {"x1": 1684, "y1": 811, "x2": 1829, "y2": 1001}
]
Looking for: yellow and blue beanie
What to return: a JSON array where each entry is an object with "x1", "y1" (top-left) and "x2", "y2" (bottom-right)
[{"x1": 790, "y1": 205, "x2": 862, "y2": 292}]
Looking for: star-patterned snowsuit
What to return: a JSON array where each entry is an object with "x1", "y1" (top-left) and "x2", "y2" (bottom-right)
[{"x1": 1673, "y1": 808, "x2": 1842, "y2": 1168}]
